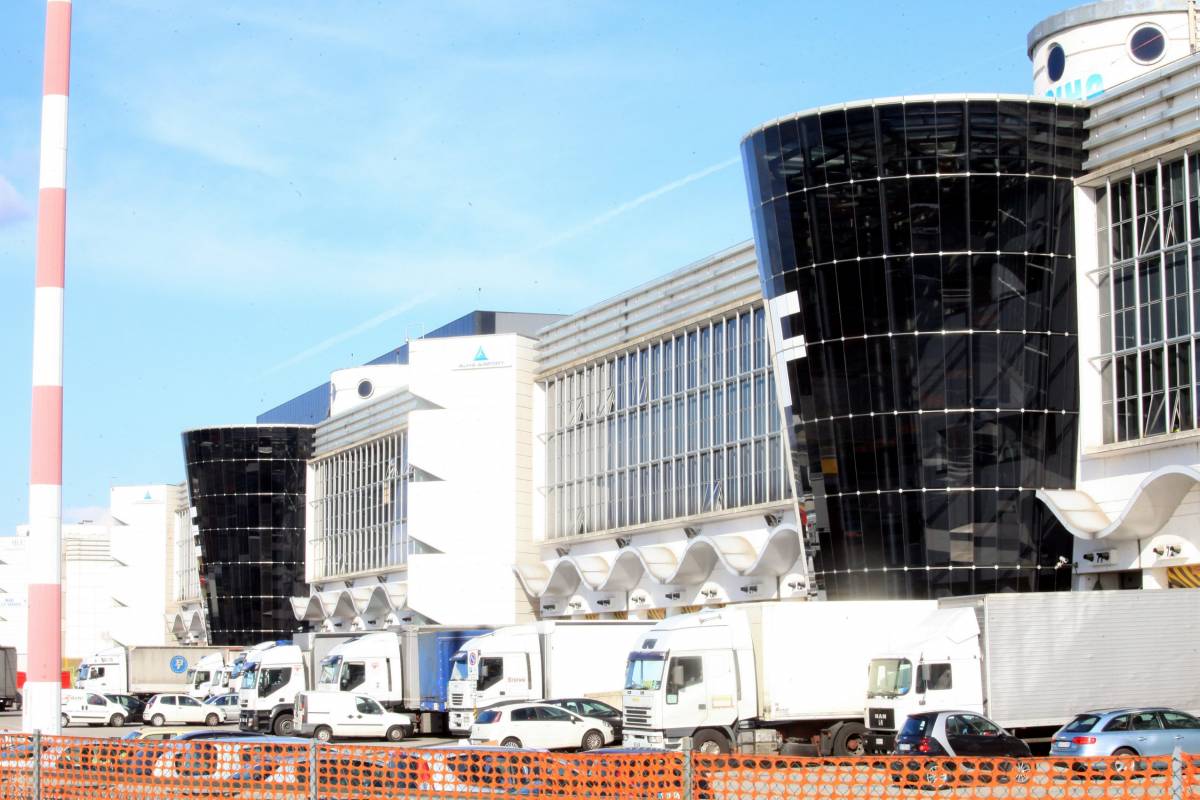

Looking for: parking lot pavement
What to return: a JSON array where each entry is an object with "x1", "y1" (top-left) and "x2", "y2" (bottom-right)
[{"x1": 0, "y1": 711, "x2": 460, "y2": 746}]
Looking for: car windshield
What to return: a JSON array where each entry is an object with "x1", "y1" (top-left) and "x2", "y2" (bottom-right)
[
  {"x1": 624, "y1": 652, "x2": 667, "y2": 691},
  {"x1": 449, "y1": 653, "x2": 468, "y2": 681},
  {"x1": 475, "y1": 710, "x2": 501, "y2": 725},
  {"x1": 319, "y1": 657, "x2": 341, "y2": 687},
  {"x1": 867, "y1": 659, "x2": 913, "y2": 697},
  {"x1": 1064, "y1": 714, "x2": 1101, "y2": 733}
]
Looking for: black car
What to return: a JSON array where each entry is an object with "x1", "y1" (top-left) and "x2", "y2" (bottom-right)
[
  {"x1": 104, "y1": 693, "x2": 145, "y2": 724},
  {"x1": 895, "y1": 710, "x2": 1030, "y2": 757},
  {"x1": 544, "y1": 698, "x2": 624, "y2": 740}
]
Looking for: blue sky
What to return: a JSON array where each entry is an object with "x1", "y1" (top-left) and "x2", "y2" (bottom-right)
[{"x1": 0, "y1": 0, "x2": 1066, "y2": 531}]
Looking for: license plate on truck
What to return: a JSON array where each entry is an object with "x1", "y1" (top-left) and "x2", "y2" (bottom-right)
[{"x1": 875, "y1": 737, "x2": 884, "y2": 746}]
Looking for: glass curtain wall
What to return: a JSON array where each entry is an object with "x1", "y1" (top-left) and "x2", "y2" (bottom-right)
[
  {"x1": 182, "y1": 426, "x2": 313, "y2": 644},
  {"x1": 544, "y1": 305, "x2": 791, "y2": 540},
  {"x1": 309, "y1": 430, "x2": 410, "y2": 580},
  {"x1": 1096, "y1": 153, "x2": 1200, "y2": 442},
  {"x1": 742, "y1": 98, "x2": 1085, "y2": 599}
]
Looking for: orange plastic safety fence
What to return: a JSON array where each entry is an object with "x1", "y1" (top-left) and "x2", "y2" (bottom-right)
[
  {"x1": 693, "y1": 753, "x2": 1180, "y2": 799},
  {"x1": 0, "y1": 735, "x2": 1195, "y2": 800}
]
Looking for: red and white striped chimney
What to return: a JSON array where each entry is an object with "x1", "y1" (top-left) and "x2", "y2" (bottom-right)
[{"x1": 25, "y1": 0, "x2": 71, "y2": 734}]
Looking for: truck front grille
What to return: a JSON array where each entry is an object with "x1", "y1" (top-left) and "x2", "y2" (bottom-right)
[
  {"x1": 623, "y1": 707, "x2": 651, "y2": 730},
  {"x1": 450, "y1": 694, "x2": 464, "y2": 707}
]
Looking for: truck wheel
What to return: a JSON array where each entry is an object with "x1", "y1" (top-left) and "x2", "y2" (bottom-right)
[
  {"x1": 109, "y1": 714, "x2": 125, "y2": 728},
  {"x1": 386, "y1": 726, "x2": 405, "y2": 742},
  {"x1": 204, "y1": 713, "x2": 220, "y2": 727},
  {"x1": 150, "y1": 714, "x2": 165, "y2": 727},
  {"x1": 501, "y1": 737, "x2": 522, "y2": 748},
  {"x1": 581, "y1": 729, "x2": 604, "y2": 751},
  {"x1": 314, "y1": 726, "x2": 333, "y2": 743},
  {"x1": 272, "y1": 713, "x2": 295, "y2": 737},
  {"x1": 831, "y1": 722, "x2": 868, "y2": 756},
  {"x1": 692, "y1": 729, "x2": 731, "y2": 755},
  {"x1": 61, "y1": 714, "x2": 70, "y2": 728}
]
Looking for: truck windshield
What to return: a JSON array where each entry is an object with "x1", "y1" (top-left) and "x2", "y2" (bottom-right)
[
  {"x1": 449, "y1": 653, "x2": 468, "y2": 681},
  {"x1": 240, "y1": 667, "x2": 259, "y2": 690},
  {"x1": 867, "y1": 658, "x2": 913, "y2": 697},
  {"x1": 77, "y1": 665, "x2": 88, "y2": 682},
  {"x1": 319, "y1": 656, "x2": 341, "y2": 687},
  {"x1": 625, "y1": 652, "x2": 667, "y2": 691}
]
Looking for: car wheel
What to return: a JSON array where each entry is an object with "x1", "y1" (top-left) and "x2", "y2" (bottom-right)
[
  {"x1": 204, "y1": 713, "x2": 220, "y2": 727},
  {"x1": 501, "y1": 737, "x2": 522, "y2": 748},
  {"x1": 61, "y1": 713, "x2": 70, "y2": 728},
  {"x1": 109, "y1": 714, "x2": 125, "y2": 728},
  {"x1": 581, "y1": 729, "x2": 604, "y2": 751},
  {"x1": 692, "y1": 729, "x2": 731, "y2": 755},
  {"x1": 386, "y1": 726, "x2": 405, "y2": 742},
  {"x1": 314, "y1": 726, "x2": 333, "y2": 743},
  {"x1": 151, "y1": 714, "x2": 165, "y2": 727}
]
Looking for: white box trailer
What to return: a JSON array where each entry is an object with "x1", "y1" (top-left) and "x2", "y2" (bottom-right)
[
  {"x1": 864, "y1": 590, "x2": 1200, "y2": 752},
  {"x1": 77, "y1": 645, "x2": 240, "y2": 698},
  {"x1": 622, "y1": 600, "x2": 937, "y2": 755},
  {"x1": 446, "y1": 620, "x2": 657, "y2": 733}
]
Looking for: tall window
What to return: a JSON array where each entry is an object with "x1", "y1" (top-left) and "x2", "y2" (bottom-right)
[
  {"x1": 1097, "y1": 153, "x2": 1200, "y2": 442},
  {"x1": 544, "y1": 306, "x2": 790, "y2": 539},
  {"x1": 310, "y1": 431, "x2": 409, "y2": 579}
]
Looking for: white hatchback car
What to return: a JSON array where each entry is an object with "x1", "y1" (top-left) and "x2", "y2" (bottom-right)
[
  {"x1": 468, "y1": 702, "x2": 614, "y2": 751},
  {"x1": 144, "y1": 694, "x2": 224, "y2": 727}
]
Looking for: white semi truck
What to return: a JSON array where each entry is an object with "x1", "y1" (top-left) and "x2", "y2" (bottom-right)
[
  {"x1": 621, "y1": 601, "x2": 937, "y2": 755},
  {"x1": 77, "y1": 645, "x2": 241, "y2": 699},
  {"x1": 446, "y1": 620, "x2": 658, "y2": 734},
  {"x1": 863, "y1": 590, "x2": 1200, "y2": 754},
  {"x1": 240, "y1": 627, "x2": 489, "y2": 736}
]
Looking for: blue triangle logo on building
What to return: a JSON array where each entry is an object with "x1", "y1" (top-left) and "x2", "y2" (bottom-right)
[
  {"x1": 143, "y1": 491, "x2": 152, "y2": 501},
  {"x1": 474, "y1": 347, "x2": 488, "y2": 362}
]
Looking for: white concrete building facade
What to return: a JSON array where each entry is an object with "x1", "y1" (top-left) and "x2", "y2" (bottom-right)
[
  {"x1": 291, "y1": 333, "x2": 539, "y2": 630},
  {"x1": 0, "y1": 484, "x2": 181, "y2": 669},
  {"x1": 1031, "y1": 2, "x2": 1200, "y2": 590},
  {"x1": 516, "y1": 243, "x2": 811, "y2": 619}
]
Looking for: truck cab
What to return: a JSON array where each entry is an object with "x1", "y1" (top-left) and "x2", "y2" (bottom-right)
[
  {"x1": 186, "y1": 652, "x2": 233, "y2": 699},
  {"x1": 77, "y1": 647, "x2": 126, "y2": 695},
  {"x1": 621, "y1": 610, "x2": 754, "y2": 753},
  {"x1": 316, "y1": 632, "x2": 403, "y2": 708},
  {"x1": 239, "y1": 643, "x2": 306, "y2": 736},
  {"x1": 863, "y1": 607, "x2": 982, "y2": 754},
  {"x1": 446, "y1": 628, "x2": 538, "y2": 733}
]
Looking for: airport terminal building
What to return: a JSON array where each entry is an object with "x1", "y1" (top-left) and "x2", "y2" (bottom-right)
[{"x1": 169, "y1": 0, "x2": 1200, "y2": 640}]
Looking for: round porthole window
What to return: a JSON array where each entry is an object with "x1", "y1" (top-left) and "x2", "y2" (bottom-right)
[
  {"x1": 1046, "y1": 43, "x2": 1065, "y2": 82},
  {"x1": 357, "y1": 379, "x2": 374, "y2": 399},
  {"x1": 1129, "y1": 24, "x2": 1166, "y2": 64}
]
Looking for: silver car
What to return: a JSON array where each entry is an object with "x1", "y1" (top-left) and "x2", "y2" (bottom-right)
[{"x1": 1052, "y1": 708, "x2": 1200, "y2": 757}]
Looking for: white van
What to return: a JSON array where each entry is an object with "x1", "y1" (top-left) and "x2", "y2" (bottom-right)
[
  {"x1": 61, "y1": 689, "x2": 128, "y2": 727},
  {"x1": 295, "y1": 691, "x2": 412, "y2": 743}
]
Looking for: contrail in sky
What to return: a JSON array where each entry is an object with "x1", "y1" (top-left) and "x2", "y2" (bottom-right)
[
  {"x1": 264, "y1": 291, "x2": 434, "y2": 375},
  {"x1": 515, "y1": 155, "x2": 741, "y2": 258},
  {"x1": 269, "y1": 156, "x2": 739, "y2": 373}
]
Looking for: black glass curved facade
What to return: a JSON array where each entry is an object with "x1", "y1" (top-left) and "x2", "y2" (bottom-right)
[
  {"x1": 742, "y1": 98, "x2": 1085, "y2": 599},
  {"x1": 182, "y1": 426, "x2": 314, "y2": 644}
]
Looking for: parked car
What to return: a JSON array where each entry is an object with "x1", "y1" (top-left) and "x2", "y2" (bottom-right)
[
  {"x1": 61, "y1": 689, "x2": 130, "y2": 727},
  {"x1": 143, "y1": 693, "x2": 224, "y2": 727},
  {"x1": 294, "y1": 690, "x2": 412, "y2": 743},
  {"x1": 104, "y1": 693, "x2": 145, "y2": 723},
  {"x1": 203, "y1": 693, "x2": 240, "y2": 723},
  {"x1": 1052, "y1": 708, "x2": 1200, "y2": 756},
  {"x1": 543, "y1": 698, "x2": 623, "y2": 740},
  {"x1": 894, "y1": 711, "x2": 1031, "y2": 757},
  {"x1": 149, "y1": 735, "x2": 306, "y2": 782},
  {"x1": 468, "y1": 702, "x2": 615, "y2": 751}
]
